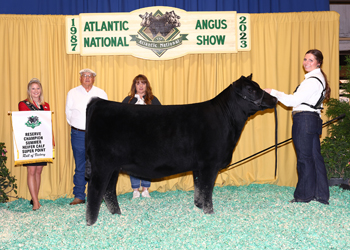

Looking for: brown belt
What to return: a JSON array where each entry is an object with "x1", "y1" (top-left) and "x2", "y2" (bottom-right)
[
  {"x1": 71, "y1": 126, "x2": 85, "y2": 132},
  {"x1": 292, "y1": 111, "x2": 317, "y2": 116}
]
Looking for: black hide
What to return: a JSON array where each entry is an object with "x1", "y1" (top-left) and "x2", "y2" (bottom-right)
[{"x1": 85, "y1": 75, "x2": 277, "y2": 226}]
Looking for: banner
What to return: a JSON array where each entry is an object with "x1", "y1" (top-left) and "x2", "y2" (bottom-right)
[
  {"x1": 66, "y1": 6, "x2": 250, "y2": 60},
  {"x1": 12, "y1": 111, "x2": 53, "y2": 165}
]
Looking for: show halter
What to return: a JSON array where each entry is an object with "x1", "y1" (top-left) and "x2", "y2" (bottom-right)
[{"x1": 234, "y1": 88, "x2": 265, "y2": 107}]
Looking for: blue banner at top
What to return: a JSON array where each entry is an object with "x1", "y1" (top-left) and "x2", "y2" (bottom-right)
[{"x1": 1, "y1": 0, "x2": 329, "y2": 15}]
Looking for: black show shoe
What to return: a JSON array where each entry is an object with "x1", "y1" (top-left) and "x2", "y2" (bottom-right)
[{"x1": 289, "y1": 198, "x2": 311, "y2": 203}]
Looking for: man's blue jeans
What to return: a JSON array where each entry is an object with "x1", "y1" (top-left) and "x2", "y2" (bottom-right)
[
  {"x1": 71, "y1": 129, "x2": 87, "y2": 200},
  {"x1": 130, "y1": 175, "x2": 150, "y2": 189},
  {"x1": 292, "y1": 112, "x2": 329, "y2": 203}
]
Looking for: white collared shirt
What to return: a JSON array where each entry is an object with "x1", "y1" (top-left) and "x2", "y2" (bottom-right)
[
  {"x1": 270, "y1": 68, "x2": 325, "y2": 114},
  {"x1": 65, "y1": 85, "x2": 108, "y2": 130}
]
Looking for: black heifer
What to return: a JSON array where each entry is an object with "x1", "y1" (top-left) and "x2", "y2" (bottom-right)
[{"x1": 85, "y1": 75, "x2": 277, "y2": 226}]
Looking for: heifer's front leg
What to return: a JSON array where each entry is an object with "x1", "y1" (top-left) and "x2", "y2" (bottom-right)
[
  {"x1": 103, "y1": 169, "x2": 121, "y2": 215},
  {"x1": 196, "y1": 168, "x2": 217, "y2": 214},
  {"x1": 193, "y1": 170, "x2": 204, "y2": 209},
  {"x1": 86, "y1": 173, "x2": 109, "y2": 226}
]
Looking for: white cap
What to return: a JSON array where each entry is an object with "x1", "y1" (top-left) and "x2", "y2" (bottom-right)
[{"x1": 79, "y1": 68, "x2": 96, "y2": 76}]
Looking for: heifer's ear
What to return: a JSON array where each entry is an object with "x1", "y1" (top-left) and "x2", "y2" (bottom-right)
[{"x1": 247, "y1": 74, "x2": 253, "y2": 80}]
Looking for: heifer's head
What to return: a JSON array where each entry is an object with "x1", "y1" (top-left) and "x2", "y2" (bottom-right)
[
  {"x1": 139, "y1": 12, "x2": 152, "y2": 27},
  {"x1": 232, "y1": 74, "x2": 277, "y2": 115},
  {"x1": 165, "y1": 11, "x2": 181, "y2": 27}
]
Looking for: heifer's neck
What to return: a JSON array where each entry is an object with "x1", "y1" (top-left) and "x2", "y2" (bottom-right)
[{"x1": 212, "y1": 86, "x2": 249, "y2": 131}]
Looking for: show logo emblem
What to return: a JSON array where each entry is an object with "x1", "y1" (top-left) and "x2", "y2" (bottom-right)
[
  {"x1": 25, "y1": 116, "x2": 41, "y2": 129},
  {"x1": 130, "y1": 10, "x2": 188, "y2": 57}
]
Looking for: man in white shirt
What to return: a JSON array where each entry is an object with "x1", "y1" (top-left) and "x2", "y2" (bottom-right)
[{"x1": 65, "y1": 68, "x2": 108, "y2": 205}]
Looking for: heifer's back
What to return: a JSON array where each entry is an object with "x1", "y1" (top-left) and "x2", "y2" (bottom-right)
[{"x1": 85, "y1": 92, "x2": 235, "y2": 180}]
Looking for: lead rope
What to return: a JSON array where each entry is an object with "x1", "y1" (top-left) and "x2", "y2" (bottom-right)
[
  {"x1": 274, "y1": 106, "x2": 278, "y2": 178},
  {"x1": 226, "y1": 114, "x2": 346, "y2": 174}
]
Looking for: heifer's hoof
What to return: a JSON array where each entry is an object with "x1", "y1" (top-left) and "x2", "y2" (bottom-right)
[
  {"x1": 203, "y1": 208, "x2": 214, "y2": 214},
  {"x1": 110, "y1": 208, "x2": 122, "y2": 215},
  {"x1": 86, "y1": 218, "x2": 96, "y2": 226},
  {"x1": 194, "y1": 202, "x2": 203, "y2": 209},
  {"x1": 105, "y1": 203, "x2": 122, "y2": 215},
  {"x1": 86, "y1": 213, "x2": 98, "y2": 226}
]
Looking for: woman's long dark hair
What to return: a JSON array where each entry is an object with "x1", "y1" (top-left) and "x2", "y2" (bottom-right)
[
  {"x1": 128, "y1": 74, "x2": 154, "y2": 105},
  {"x1": 305, "y1": 49, "x2": 331, "y2": 100}
]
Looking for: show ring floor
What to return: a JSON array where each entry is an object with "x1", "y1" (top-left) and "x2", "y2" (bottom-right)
[{"x1": 1, "y1": 184, "x2": 349, "y2": 249}]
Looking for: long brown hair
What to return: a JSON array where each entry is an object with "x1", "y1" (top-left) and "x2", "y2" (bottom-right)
[
  {"x1": 128, "y1": 74, "x2": 154, "y2": 105},
  {"x1": 305, "y1": 49, "x2": 331, "y2": 100}
]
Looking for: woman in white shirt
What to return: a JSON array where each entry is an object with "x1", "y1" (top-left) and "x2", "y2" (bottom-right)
[
  {"x1": 264, "y1": 49, "x2": 331, "y2": 205},
  {"x1": 122, "y1": 74, "x2": 161, "y2": 199}
]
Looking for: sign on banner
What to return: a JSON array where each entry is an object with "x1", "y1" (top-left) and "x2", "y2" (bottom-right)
[
  {"x1": 66, "y1": 6, "x2": 250, "y2": 60},
  {"x1": 12, "y1": 111, "x2": 53, "y2": 165}
]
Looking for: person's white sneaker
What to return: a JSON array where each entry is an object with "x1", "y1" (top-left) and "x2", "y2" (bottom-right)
[
  {"x1": 133, "y1": 191, "x2": 140, "y2": 199},
  {"x1": 141, "y1": 190, "x2": 151, "y2": 198}
]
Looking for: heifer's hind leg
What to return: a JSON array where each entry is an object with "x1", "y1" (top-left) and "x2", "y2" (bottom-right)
[
  {"x1": 86, "y1": 174, "x2": 109, "y2": 226},
  {"x1": 103, "y1": 170, "x2": 121, "y2": 215}
]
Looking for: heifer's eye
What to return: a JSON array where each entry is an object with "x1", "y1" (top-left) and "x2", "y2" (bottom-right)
[{"x1": 247, "y1": 86, "x2": 254, "y2": 93}]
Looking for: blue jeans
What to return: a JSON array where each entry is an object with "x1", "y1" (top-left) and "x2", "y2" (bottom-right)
[
  {"x1": 130, "y1": 175, "x2": 150, "y2": 189},
  {"x1": 292, "y1": 112, "x2": 329, "y2": 203},
  {"x1": 71, "y1": 129, "x2": 87, "y2": 200}
]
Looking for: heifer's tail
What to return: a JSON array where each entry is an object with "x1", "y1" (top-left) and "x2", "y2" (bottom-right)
[{"x1": 85, "y1": 157, "x2": 91, "y2": 180}]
